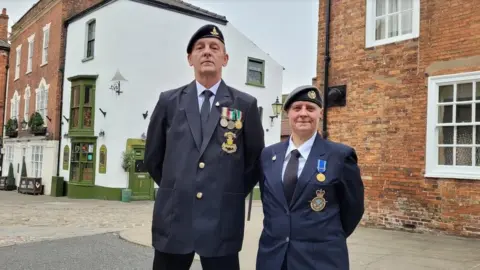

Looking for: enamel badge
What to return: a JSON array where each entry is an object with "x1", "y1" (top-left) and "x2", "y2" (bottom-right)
[
  {"x1": 222, "y1": 132, "x2": 237, "y2": 153},
  {"x1": 310, "y1": 189, "x2": 327, "y2": 212}
]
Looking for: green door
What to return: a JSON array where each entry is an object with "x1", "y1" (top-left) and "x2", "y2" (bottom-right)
[{"x1": 128, "y1": 147, "x2": 153, "y2": 200}]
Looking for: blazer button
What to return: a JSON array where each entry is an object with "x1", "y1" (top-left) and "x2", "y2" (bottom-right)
[
  {"x1": 286, "y1": 237, "x2": 289, "y2": 242},
  {"x1": 199, "y1": 162, "x2": 205, "y2": 169},
  {"x1": 196, "y1": 192, "x2": 203, "y2": 199}
]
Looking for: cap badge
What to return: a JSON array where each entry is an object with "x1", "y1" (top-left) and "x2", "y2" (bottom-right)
[
  {"x1": 211, "y1": 27, "x2": 219, "y2": 36},
  {"x1": 308, "y1": 90, "x2": 316, "y2": 99}
]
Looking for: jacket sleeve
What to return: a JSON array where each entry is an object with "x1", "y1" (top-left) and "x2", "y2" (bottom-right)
[
  {"x1": 337, "y1": 147, "x2": 364, "y2": 237},
  {"x1": 243, "y1": 98, "x2": 265, "y2": 197},
  {"x1": 145, "y1": 92, "x2": 168, "y2": 186}
]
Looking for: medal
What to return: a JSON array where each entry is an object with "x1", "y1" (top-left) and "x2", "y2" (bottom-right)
[
  {"x1": 310, "y1": 190, "x2": 327, "y2": 212},
  {"x1": 221, "y1": 131, "x2": 237, "y2": 153},
  {"x1": 227, "y1": 109, "x2": 235, "y2": 129},
  {"x1": 316, "y1": 159, "x2": 327, "y2": 182},
  {"x1": 220, "y1": 107, "x2": 228, "y2": 127},
  {"x1": 234, "y1": 110, "x2": 242, "y2": 129}
]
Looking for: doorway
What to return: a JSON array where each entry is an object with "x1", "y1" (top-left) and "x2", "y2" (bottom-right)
[{"x1": 128, "y1": 146, "x2": 153, "y2": 200}]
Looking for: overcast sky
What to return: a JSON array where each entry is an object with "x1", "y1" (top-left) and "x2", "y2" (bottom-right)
[{"x1": 2, "y1": 0, "x2": 319, "y2": 94}]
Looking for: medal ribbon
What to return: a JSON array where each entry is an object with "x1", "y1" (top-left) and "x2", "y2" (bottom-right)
[
  {"x1": 221, "y1": 107, "x2": 228, "y2": 118},
  {"x1": 317, "y1": 160, "x2": 326, "y2": 173}
]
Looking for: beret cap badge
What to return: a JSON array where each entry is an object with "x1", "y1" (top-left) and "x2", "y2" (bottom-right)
[
  {"x1": 308, "y1": 90, "x2": 316, "y2": 99},
  {"x1": 211, "y1": 27, "x2": 219, "y2": 36}
]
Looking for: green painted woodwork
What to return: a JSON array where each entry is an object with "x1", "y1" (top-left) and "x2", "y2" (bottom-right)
[
  {"x1": 50, "y1": 176, "x2": 65, "y2": 197},
  {"x1": 128, "y1": 146, "x2": 154, "y2": 200},
  {"x1": 99, "y1": 145, "x2": 107, "y2": 174},
  {"x1": 67, "y1": 182, "x2": 122, "y2": 201},
  {"x1": 69, "y1": 137, "x2": 97, "y2": 185},
  {"x1": 63, "y1": 145, "x2": 70, "y2": 170},
  {"x1": 67, "y1": 75, "x2": 98, "y2": 137},
  {"x1": 245, "y1": 57, "x2": 265, "y2": 87}
]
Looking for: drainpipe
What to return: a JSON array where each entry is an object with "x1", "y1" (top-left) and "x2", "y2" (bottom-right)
[
  {"x1": 55, "y1": 25, "x2": 68, "y2": 177},
  {"x1": 1, "y1": 51, "x2": 9, "y2": 176},
  {"x1": 322, "y1": 0, "x2": 331, "y2": 139}
]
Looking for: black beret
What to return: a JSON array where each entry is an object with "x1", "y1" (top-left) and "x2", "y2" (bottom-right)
[
  {"x1": 187, "y1": 24, "x2": 225, "y2": 54},
  {"x1": 283, "y1": 85, "x2": 323, "y2": 111}
]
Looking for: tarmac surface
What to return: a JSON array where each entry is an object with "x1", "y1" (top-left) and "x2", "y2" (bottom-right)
[{"x1": 0, "y1": 232, "x2": 202, "y2": 270}]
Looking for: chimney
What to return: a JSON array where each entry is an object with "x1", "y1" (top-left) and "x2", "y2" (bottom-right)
[{"x1": 0, "y1": 8, "x2": 8, "y2": 42}]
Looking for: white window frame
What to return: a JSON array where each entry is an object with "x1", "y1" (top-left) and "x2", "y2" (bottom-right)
[
  {"x1": 4, "y1": 145, "x2": 14, "y2": 172},
  {"x1": 42, "y1": 23, "x2": 50, "y2": 65},
  {"x1": 27, "y1": 34, "x2": 35, "y2": 73},
  {"x1": 24, "y1": 85, "x2": 31, "y2": 124},
  {"x1": 425, "y1": 71, "x2": 480, "y2": 180},
  {"x1": 30, "y1": 145, "x2": 43, "y2": 178},
  {"x1": 365, "y1": 0, "x2": 420, "y2": 48},
  {"x1": 14, "y1": 45, "x2": 21, "y2": 80},
  {"x1": 35, "y1": 77, "x2": 49, "y2": 123},
  {"x1": 10, "y1": 90, "x2": 20, "y2": 120}
]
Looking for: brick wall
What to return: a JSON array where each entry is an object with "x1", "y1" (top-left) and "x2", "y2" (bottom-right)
[
  {"x1": 317, "y1": 0, "x2": 480, "y2": 237},
  {"x1": 6, "y1": 0, "x2": 103, "y2": 140}
]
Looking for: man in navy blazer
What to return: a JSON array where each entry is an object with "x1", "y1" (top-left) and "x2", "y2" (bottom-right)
[{"x1": 256, "y1": 85, "x2": 364, "y2": 270}]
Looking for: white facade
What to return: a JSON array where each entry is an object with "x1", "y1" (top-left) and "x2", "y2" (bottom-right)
[{"x1": 60, "y1": 0, "x2": 284, "y2": 191}]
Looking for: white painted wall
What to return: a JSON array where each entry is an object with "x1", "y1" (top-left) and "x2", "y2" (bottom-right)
[
  {"x1": 60, "y1": 0, "x2": 284, "y2": 189},
  {"x1": 2, "y1": 138, "x2": 58, "y2": 195}
]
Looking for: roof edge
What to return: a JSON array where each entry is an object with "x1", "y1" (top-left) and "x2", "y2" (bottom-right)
[{"x1": 64, "y1": 0, "x2": 228, "y2": 26}]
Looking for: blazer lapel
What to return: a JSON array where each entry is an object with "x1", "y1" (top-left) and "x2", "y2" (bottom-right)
[
  {"x1": 290, "y1": 133, "x2": 327, "y2": 206},
  {"x1": 184, "y1": 81, "x2": 202, "y2": 150},
  {"x1": 270, "y1": 141, "x2": 289, "y2": 211},
  {"x1": 199, "y1": 80, "x2": 231, "y2": 155}
]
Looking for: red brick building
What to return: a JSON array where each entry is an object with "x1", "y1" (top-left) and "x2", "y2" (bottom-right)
[
  {"x1": 2, "y1": 0, "x2": 101, "y2": 195},
  {"x1": 315, "y1": 0, "x2": 479, "y2": 237}
]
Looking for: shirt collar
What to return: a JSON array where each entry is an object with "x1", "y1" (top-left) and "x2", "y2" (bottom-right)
[
  {"x1": 285, "y1": 131, "x2": 317, "y2": 159},
  {"x1": 196, "y1": 80, "x2": 221, "y2": 97}
]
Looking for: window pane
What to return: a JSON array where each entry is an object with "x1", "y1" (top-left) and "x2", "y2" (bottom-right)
[
  {"x1": 248, "y1": 70, "x2": 262, "y2": 85},
  {"x1": 457, "y1": 83, "x2": 473, "y2": 101},
  {"x1": 82, "y1": 162, "x2": 94, "y2": 181},
  {"x1": 71, "y1": 108, "x2": 79, "y2": 128},
  {"x1": 456, "y1": 147, "x2": 472, "y2": 166},
  {"x1": 476, "y1": 103, "x2": 479, "y2": 122},
  {"x1": 388, "y1": 14, "x2": 399, "y2": 38},
  {"x1": 476, "y1": 148, "x2": 480, "y2": 166},
  {"x1": 456, "y1": 126, "x2": 473, "y2": 144},
  {"x1": 456, "y1": 104, "x2": 472, "y2": 123},
  {"x1": 84, "y1": 86, "x2": 91, "y2": 105},
  {"x1": 402, "y1": 0, "x2": 413, "y2": 10},
  {"x1": 438, "y1": 147, "x2": 453, "y2": 165},
  {"x1": 476, "y1": 126, "x2": 480, "y2": 144},
  {"x1": 376, "y1": 0, "x2": 386, "y2": 16},
  {"x1": 439, "y1": 85, "x2": 453, "y2": 102},
  {"x1": 401, "y1": 10, "x2": 413, "y2": 35},
  {"x1": 389, "y1": 0, "x2": 399, "y2": 13},
  {"x1": 438, "y1": 127, "x2": 453, "y2": 144},
  {"x1": 476, "y1": 82, "x2": 480, "y2": 100},
  {"x1": 83, "y1": 107, "x2": 92, "y2": 127},
  {"x1": 375, "y1": 18, "x2": 386, "y2": 40},
  {"x1": 87, "y1": 41, "x2": 94, "y2": 57},
  {"x1": 72, "y1": 86, "x2": 80, "y2": 106},
  {"x1": 71, "y1": 163, "x2": 80, "y2": 181},
  {"x1": 438, "y1": 105, "x2": 453, "y2": 123},
  {"x1": 88, "y1": 22, "x2": 95, "y2": 40}
]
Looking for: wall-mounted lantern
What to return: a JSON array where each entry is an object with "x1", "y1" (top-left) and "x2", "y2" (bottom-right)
[{"x1": 269, "y1": 96, "x2": 283, "y2": 125}]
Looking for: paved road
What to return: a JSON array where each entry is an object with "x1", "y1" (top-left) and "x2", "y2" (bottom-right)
[{"x1": 0, "y1": 233, "x2": 202, "y2": 270}]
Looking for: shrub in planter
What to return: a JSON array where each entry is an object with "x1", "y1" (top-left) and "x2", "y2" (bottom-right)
[
  {"x1": 5, "y1": 118, "x2": 18, "y2": 137},
  {"x1": 121, "y1": 150, "x2": 135, "y2": 172},
  {"x1": 28, "y1": 112, "x2": 46, "y2": 135},
  {"x1": 6, "y1": 163, "x2": 16, "y2": 190}
]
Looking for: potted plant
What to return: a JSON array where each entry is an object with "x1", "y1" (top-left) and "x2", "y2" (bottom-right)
[
  {"x1": 5, "y1": 118, "x2": 18, "y2": 138},
  {"x1": 28, "y1": 112, "x2": 47, "y2": 135},
  {"x1": 121, "y1": 149, "x2": 135, "y2": 172},
  {"x1": 6, "y1": 163, "x2": 16, "y2": 191}
]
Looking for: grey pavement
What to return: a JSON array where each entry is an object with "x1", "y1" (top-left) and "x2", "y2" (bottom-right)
[
  {"x1": 2, "y1": 191, "x2": 480, "y2": 270},
  {"x1": 0, "y1": 232, "x2": 202, "y2": 270}
]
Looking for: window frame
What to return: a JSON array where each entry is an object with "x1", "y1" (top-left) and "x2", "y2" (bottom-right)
[
  {"x1": 41, "y1": 23, "x2": 50, "y2": 66},
  {"x1": 425, "y1": 71, "x2": 480, "y2": 180},
  {"x1": 245, "y1": 57, "x2": 265, "y2": 87},
  {"x1": 84, "y1": 19, "x2": 96, "y2": 61},
  {"x1": 69, "y1": 138, "x2": 97, "y2": 185},
  {"x1": 27, "y1": 34, "x2": 35, "y2": 74},
  {"x1": 35, "y1": 78, "x2": 49, "y2": 123},
  {"x1": 365, "y1": 0, "x2": 420, "y2": 48},
  {"x1": 67, "y1": 75, "x2": 98, "y2": 137},
  {"x1": 14, "y1": 45, "x2": 21, "y2": 80},
  {"x1": 30, "y1": 145, "x2": 44, "y2": 178}
]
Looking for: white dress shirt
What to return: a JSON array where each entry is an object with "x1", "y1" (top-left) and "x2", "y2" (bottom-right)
[
  {"x1": 196, "y1": 80, "x2": 221, "y2": 112},
  {"x1": 281, "y1": 132, "x2": 317, "y2": 182}
]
